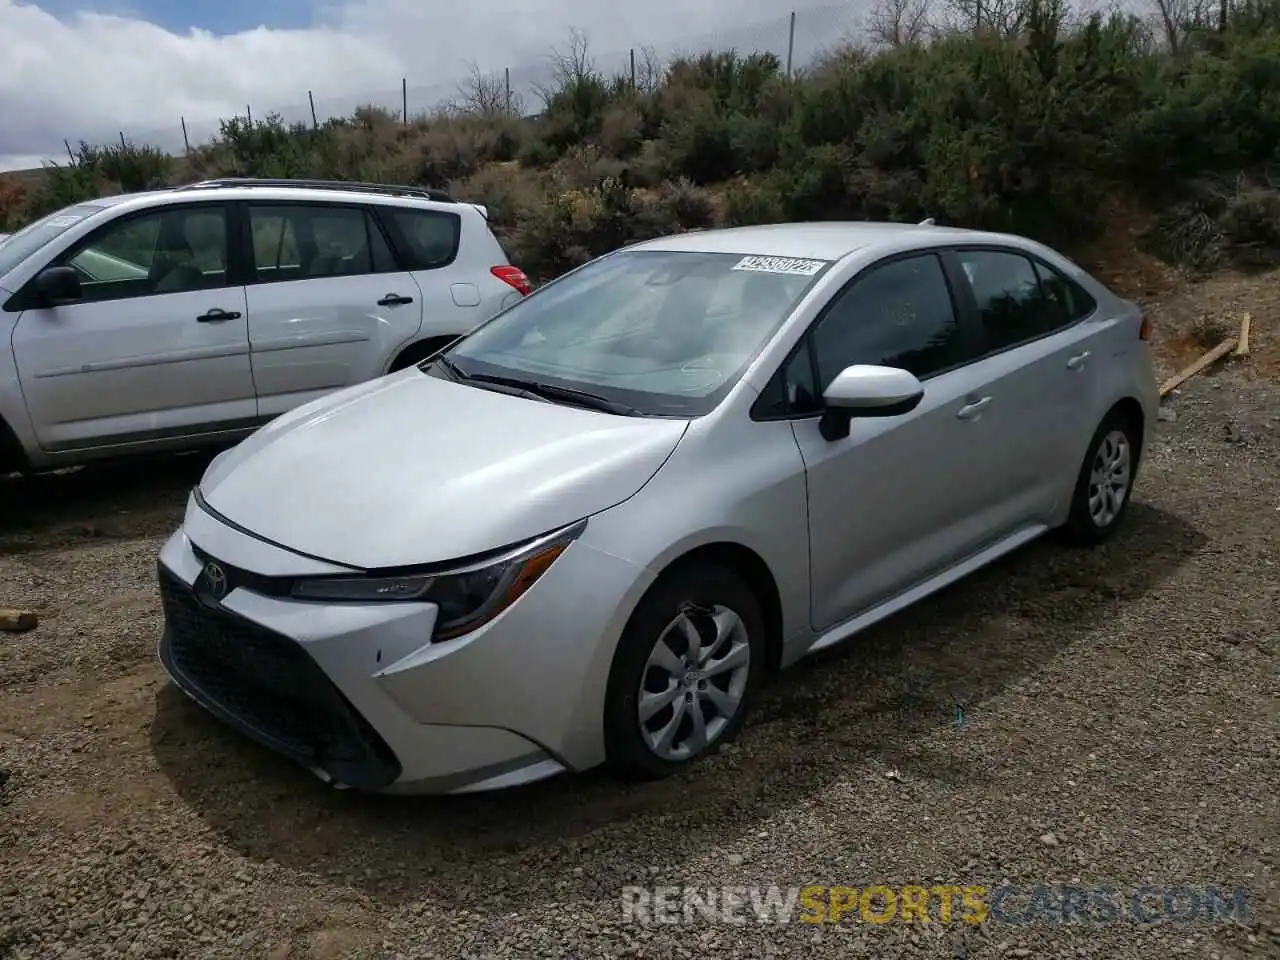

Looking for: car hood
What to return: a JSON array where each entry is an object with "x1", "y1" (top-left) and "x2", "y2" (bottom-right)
[{"x1": 198, "y1": 370, "x2": 690, "y2": 569}]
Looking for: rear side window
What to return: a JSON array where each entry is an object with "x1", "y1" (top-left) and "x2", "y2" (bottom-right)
[
  {"x1": 380, "y1": 208, "x2": 461, "y2": 270},
  {"x1": 957, "y1": 249, "x2": 1094, "y2": 353},
  {"x1": 247, "y1": 204, "x2": 397, "y2": 282}
]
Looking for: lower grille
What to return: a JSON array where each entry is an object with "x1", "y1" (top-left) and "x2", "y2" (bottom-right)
[{"x1": 157, "y1": 564, "x2": 401, "y2": 790}]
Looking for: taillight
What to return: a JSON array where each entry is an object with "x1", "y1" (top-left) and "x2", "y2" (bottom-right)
[
  {"x1": 1139, "y1": 316, "x2": 1153, "y2": 341},
  {"x1": 491, "y1": 265, "x2": 530, "y2": 297}
]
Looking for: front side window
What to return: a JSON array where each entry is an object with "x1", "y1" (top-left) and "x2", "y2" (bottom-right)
[
  {"x1": 247, "y1": 204, "x2": 395, "y2": 281},
  {"x1": 809, "y1": 253, "x2": 968, "y2": 395},
  {"x1": 55, "y1": 205, "x2": 227, "y2": 303},
  {"x1": 445, "y1": 250, "x2": 829, "y2": 417}
]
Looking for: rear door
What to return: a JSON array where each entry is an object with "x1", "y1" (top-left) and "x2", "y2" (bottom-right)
[
  {"x1": 241, "y1": 201, "x2": 423, "y2": 418},
  {"x1": 10, "y1": 202, "x2": 256, "y2": 452},
  {"x1": 943, "y1": 246, "x2": 1105, "y2": 527},
  {"x1": 374, "y1": 204, "x2": 492, "y2": 342}
]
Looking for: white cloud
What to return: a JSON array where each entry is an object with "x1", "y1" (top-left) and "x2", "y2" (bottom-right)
[{"x1": 0, "y1": 0, "x2": 856, "y2": 171}]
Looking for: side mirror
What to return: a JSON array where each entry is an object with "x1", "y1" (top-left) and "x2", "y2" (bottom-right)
[
  {"x1": 819, "y1": 364, "x2": 925, "y2": 441},
  {"x1": 33, "y1": 266, "x2": 83, "y2": 305}
]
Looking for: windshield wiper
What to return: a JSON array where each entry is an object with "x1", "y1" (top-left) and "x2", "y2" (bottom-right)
[{"x1": 430, "y1": 356, "x2": 641, "y2": 415}]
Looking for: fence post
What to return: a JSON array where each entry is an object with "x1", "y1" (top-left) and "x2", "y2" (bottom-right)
[
  {"x1": 786, "y1": 10, "x2": 797, "y2": 78},
  {"x1": 308, "y1": 91, "x2": 318, "y2": 130},
  {"x1": 402, "y1": 77, "x2": 408, "y2": 125},
  {"x1": 630, "y1": 48, "x2": 636, "y2": 89},
  {"x1": 181, "y1": 116, "x2": 191, "y2": 153}
]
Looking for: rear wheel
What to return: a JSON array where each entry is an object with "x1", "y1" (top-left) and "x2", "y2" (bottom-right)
[
  {"x1": 1060, "y1": 410, "x2": 1141, "y2": 546},
  {"x1": 0, "y1": 417, "x2": 26, "y2": 477},
  {"x1": 603, "y1": 564, "x2": 766, "y2": 781}
]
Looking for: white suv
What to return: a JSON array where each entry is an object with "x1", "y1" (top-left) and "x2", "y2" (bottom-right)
[{"x1": 0, "y1": 178, "x2": 529, "y2": 473}]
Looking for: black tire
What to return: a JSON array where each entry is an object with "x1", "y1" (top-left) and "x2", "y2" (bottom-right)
[
  {"x1": 0, "y1": 416, "x2": 25, "y2": 477},
  {"x1": 1059, "y1": 409, "x2": 1142, "y2": 547},
  {"x1": 603, "y1": 563, "x2": 766, "y2": 782}
]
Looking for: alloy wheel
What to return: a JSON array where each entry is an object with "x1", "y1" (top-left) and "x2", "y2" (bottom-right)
[{"x1": 637, "y1": 603, "x2": 751, "y2": 762}]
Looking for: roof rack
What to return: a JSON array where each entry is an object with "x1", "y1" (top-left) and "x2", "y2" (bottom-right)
[{"x1": 177, "y1": 178, "x2": 455, "y2": 203}]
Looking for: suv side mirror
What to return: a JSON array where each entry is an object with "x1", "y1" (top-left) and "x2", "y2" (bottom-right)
[
  {"x1": 33, "y1": 266, "x2": 83, "y2": 305},
  {"x1": 819, "y1": 364, "x2": 925, "y2": 441}
]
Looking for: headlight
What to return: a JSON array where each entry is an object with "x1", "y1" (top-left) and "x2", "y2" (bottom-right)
[{"x1": 288, "y1": 520, "x2": 585, "y2": 641}]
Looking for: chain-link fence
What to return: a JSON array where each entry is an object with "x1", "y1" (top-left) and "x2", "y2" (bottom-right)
[{"x1": 62, "y1": 2, "x2": 869, "y2": 158}]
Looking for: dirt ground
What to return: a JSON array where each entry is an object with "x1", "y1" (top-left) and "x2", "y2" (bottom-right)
[{"x1": 0, "y1": 269, "x2": 1277, "y2": 960}]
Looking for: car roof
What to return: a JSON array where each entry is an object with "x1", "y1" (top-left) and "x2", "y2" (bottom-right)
[{"x1": 629, "y1": 221, "x2": 1008, "y2": 261}]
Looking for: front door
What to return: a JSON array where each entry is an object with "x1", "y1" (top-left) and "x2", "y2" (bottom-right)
[
  {"x1": 11, "y1": 202, "x2": 256, "y2": 452},
  {"x1": 786, "y1": 252, "x2": 995, "y2": 632}
]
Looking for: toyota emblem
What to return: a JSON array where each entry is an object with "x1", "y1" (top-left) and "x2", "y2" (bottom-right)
[{"x1": 203, "y1": 561, "x2": 228, "y2": 599}]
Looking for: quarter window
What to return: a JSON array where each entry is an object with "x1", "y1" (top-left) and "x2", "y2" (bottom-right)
[
  {"x1": 57, "y1": 205, "x2": 228, "y2": 303},
  {"x1": 247, "y1": 204, "x2": 395, "y2": 281},
  {"x1": 379, "y1": 208, "x2": 461, "y2": 270}
]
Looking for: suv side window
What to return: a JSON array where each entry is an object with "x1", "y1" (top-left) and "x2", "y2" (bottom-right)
[
  {"x1": 957, "y1": 249, "x2": 1091, "y2": 352},
  {"x1": 247, "y1": 204, "x2": 396, "y2": 282},
  {"x1": 379, "y1": 208, "x2": 461, "y2": 271},
  {"x1": 56, "y1": 205, "x2": 227, "y2": 303},
  {"x1": 812, "y1": 253, "x2": 967, "y2": 388}
]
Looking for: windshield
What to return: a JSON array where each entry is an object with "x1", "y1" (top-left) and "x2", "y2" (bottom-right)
[
  {"x1": 0, "y1": 203, "x2": 106, "y2": 279},
  {"x1": 445, "y1": 249, "x2": 830, "y2": 416}
]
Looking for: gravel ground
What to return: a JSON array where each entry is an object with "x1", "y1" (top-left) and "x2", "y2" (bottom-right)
[{"x1": 0, "y1": 272, "x2": 1277, "y2": 960}]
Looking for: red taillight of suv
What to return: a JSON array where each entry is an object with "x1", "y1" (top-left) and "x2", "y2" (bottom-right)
[{"x1": 491, "y1": 265, "x2": 531, "y2": 297}]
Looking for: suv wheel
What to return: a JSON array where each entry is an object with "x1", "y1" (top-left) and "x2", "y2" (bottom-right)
[{"x1": 603, "y1": 564, "x2": 765, "y2": 781}]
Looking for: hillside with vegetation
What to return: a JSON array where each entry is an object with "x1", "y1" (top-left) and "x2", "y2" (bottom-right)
[{"x1": 3, "y1": 0, "x2": 1280, "y2": 285}]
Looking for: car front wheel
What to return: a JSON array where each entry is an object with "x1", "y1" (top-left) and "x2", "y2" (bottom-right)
[{"x1": 603, "y1": 564, "x2": 766, "y2": 781}]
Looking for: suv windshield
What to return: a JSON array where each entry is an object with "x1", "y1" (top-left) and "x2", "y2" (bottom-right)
[
  {"x1": 444, "y1": 249, "x2": 830, "y2": 416},
  {"x1": 0, "y1": 203, "x2": 106, "y2": 280}
]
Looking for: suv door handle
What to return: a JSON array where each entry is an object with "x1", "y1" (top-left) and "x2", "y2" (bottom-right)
[
  {"x1": 956, "y1": 396, "x2": 992, "y2": 421},
  {"x1": 196, "y1": 308, "x2": 241, "y2": 323},
  {"x1": 1066, "y1": 350, "x2": 1091, "y2": 370},
  {"x1": 377, "y1": 293, "x2": 414, "y2": 306}
]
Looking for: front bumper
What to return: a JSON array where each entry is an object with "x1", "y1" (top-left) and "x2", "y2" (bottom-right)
[{"x1": 156, "y1": 499, "x2": 652, "y2": 794}]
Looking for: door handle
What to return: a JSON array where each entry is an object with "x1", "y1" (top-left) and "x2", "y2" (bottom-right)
[
  {"x1": 956, "y1": 396, "x2": 992, "y2": 421},
  {"x1": 196, "y1": 308, "x2": 241, "y2": 323},
  {"x1": 1066, "y1": 350, "x2": 1091, "y2": 371},
  {"x1": 377, "y1": 293, "x2": 414, "y2": 306}
]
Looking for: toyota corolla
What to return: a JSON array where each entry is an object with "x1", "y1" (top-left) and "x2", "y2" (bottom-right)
[{"x1": 155, "y1": 221, "x2": 1158, "y2": 794}]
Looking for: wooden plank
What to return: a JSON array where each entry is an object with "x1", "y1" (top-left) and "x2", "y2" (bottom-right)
[
  {"x1": 1159, "y1": 338, "x2": 1238, "y2": 397},
  {"x1": 1236, "y1": 313, "x2": 1251, "y2": 356},
  {"x1": 0, "y1": 609, "x2": 37, "y2": 633}
]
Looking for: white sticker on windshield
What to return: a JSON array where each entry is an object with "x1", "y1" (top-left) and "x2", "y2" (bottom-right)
[
  {"x1": 46, "y1": 215, "x2": 85, "y2": 228},
  {"x1": 731, "y1": 255, "x2": 826, "y2": 276}
]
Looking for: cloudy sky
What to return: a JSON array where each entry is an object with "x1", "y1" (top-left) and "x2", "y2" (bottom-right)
[{"x1": 0, "y1": 0, "x2": 854, "y2": 171}]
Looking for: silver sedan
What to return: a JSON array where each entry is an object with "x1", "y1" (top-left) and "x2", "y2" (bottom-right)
[{"x1": 155, "y1": 221, "x2": 1159, "y2": 794}]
